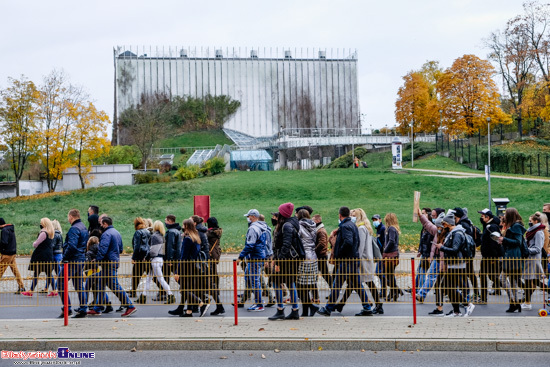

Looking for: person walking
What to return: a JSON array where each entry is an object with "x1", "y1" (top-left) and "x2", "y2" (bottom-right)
[
  {"x1": 206, "y1": 217, "x2": 225, "y2": 316},
  {"x1": 452, "y1": 207, "x2": 480, "y2": 303},
  {"x1": 238, "y1": 209, "x2": 268, "y2": 312},
  {"x1": 130, "y1": 217, "x2": 151, "y2": 298},
  {"x1": 414, "y1": 208, "x2": 434, "y2": 292},
  {"x1": 87, "y1": 205, "x2": 100, "y2": 234},
  {"x1": 0, "y1": 218, "x2": 26, "y2": 294},
  {"x1": 57, "y1": 209, "x2": 89, "y2": 318},
  {"x1": 372, "y1": 214, "x2": 386, "y2": 300},
  {"x1": 435, "y1": 213, "x2": 475, "y2": 317},
  {"x1": 382, "y1": 213, "x2": 402, "y2": 302},
  {"x1": 312, "y1": 214, "x2": 330, "y2": 303},
  {"x1": 51, "y1": 220, "x2": 64, "y2": 295},
  {"x1": 496, "y1": 208, "x2": 526, "y2": 313},
  {"x1": 477, "y1": 209, "x2": 503, "y2": 303},
  {"x1": 22, "y1": 218, "x2": 55, "y2": 297},
  {"x1": 268, "y1": 202, "x2": 303, "y2": 321},
  {"x1": 159, "y1": 215, "x2": 181, "y2": 302},
  {"x1": 296, "y1": 209, "x2": 319, "y2": 317},
  {"x1": 522, "y1": 213, "x2": 545, "y2": 310},
  {"x1": 136, "y1": 220, "x2": 175, "y2": 305}
]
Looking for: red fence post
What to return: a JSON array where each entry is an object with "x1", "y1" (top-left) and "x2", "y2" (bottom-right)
[
  {"x1": 233, "y1": 259, "x2": 238, "y2": 326},
  {"x1": 411, "y1": 257, "x2": 417, "y2": 325},
  {"x1": 63, "y1": 261, "x2": 69, "y2": 326}
]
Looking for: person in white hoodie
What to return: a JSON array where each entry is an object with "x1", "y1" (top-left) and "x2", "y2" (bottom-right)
[{"x1": 296, "y1": 209, "x2": 319, "y2": 317}]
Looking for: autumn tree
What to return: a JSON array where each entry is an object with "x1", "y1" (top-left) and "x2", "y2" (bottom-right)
[
  {"x1": 119, "y1": 92, "x2": 171, "y2": 168},
  {"x1": 437, "y1": 54, "x2": 511, "y2": 135},
  {"x1": 0, "y1": 77, "x2": 40, "y2": 196},
  {"x1": 69, "y1": 102, "x2": 111, "y2": 189}
]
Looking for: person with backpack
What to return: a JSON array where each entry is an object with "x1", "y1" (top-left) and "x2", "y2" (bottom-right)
[
  {"x1": 496, "y1": 208, "x2": 526, "y2": 313},
  {"x1": 268, "y1": 202, "x2": 303, "y2": 321},
  {"x1": 160, "y1": 215, "x2": 181, "y2": 302},
  {"x1": 452, "y1": 207, "x2": 481, "y2": 303},
  {"x1": 478, "y1": 209, "x2": 503, "y2": 303},
  {"x1": 206, "y1": 217, "x2": 225, "y2": 316},
  {"x1": 435, "y1": 213, "x2": 476, "y2": 317},
  {"x1": 238, "y1": 209, "x2": 268, "y2": 312},
  {"x1": 521, "y1": 213, "x2": 545, "y2": 311},
  {"x1": 296, "y1": 209, "x2": 319, "y2": 317},
  {"x1": 130, "y1": 217, "x2": 151, "y2": 298},
  {"x1": 317, "y1": 207, "x2": 373, "y2": 317},
  {"x1": 191, "y1": 215, "x2": 211, "y2": 307},
  {"x1": 382, "y1": 213, "x2": 402, "y2": 302},
  {"x1": 312, "y1": 214, "x2": 330, "y2": 303}
]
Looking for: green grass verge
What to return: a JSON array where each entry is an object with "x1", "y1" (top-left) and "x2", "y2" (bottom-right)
[
  {"x1": 158, "y1": 130, "x2": 233, "y2": 148},
  {"x1": 3, "y1": 168, "x2": 548, "y2": 255},
  {"x1": 403, "y1": 154, "x2": 477, "y2": 173}
]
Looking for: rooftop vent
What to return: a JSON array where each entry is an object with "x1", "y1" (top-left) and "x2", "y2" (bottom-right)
[
  {"x1": 215, "y1": 49, "x2": 223, "y2": 58},
  {"x1": 180, "y1": 49, "x2": 188, "y2": 58},
  {"x1": 319, "y1": 51, "x2": 326, "y2": 59},
  {"x1": 250, "y1": 50, "x2": 258, "y2": 58},
  {"x1": 284, "y1": 50, "x2": 292, "y2": 59}
]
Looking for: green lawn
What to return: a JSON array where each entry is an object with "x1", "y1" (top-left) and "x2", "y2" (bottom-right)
[
  {"x1": 158, "y1": 130, "x2": 234, "y2": 148},
  {"x1": 403, "y1": 154, "x2": 478, "y2": 173},
  {"x1": 3, "y1": 168, "x2": 548, "y2": 255}
]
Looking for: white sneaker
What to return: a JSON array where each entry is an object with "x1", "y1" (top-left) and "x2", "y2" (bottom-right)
[
  {"x1": 444, "y1": 311, "x2": 462, "y2": 317},
  {"x1": 465, "y1": 303, "x2": 475, "y2": 316},
  {"x1": 520, "y1": 303, "x2": 532, "y2": 310}
]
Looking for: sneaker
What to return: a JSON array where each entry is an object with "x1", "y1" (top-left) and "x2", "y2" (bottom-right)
[
  {"x1": 200, "y1": 303, "x2": 211, "y2": 317},
  {"x1": 210, "y1": 305, "x2": 226, "y2": 316},
  {"x1": 58, "y1": 310, "x2": 73, "y2": 318},
  {"x1": 47, "y1": 291, "x2": 58, "y2": 297},
  {"x1": 121, "y1": 307, "x2": 137, "y2": 317},
  {"x1": 520, "y1": 303, "x2": 532, "y2": 310},
  {"x1": 87, "y1": 310, "x2": 102, "y2": 316},
  {"x1": 444, "y1": 311, "x2": 462, "y2": 317},
  {"x1": 116, "y1": 306, "x2": 126, "y2": 313},
  {"x1": 465, "y1": 303, "x2": 475, "y2": 316},
  {"x1": 415, "y1": 294, "x2": 424, "y2": 303},
  {"x1": 104, "y1": 304, "x2": 114, "y2": 314},
  {"x1": 14, "y1": 287, "x2": 25, "y2": 295},
  {"x1": 428, "y1": 308, "x2": 444, "y2": 316},
  {"x1": 355, "y1": 309, "x2": 373, "y2": 316},
  {"x1": 316, "y1": 306, "x2": 331, "y2": 317},
  {"x1": 21, "y1": 291, "x2": 33, "y2": 297},
  {"x1": 247, "y1": 304, "x2": 264, "y2": 312},
  {"x1": 72, "y1": 311, "x2": 87, "y2": 318}
]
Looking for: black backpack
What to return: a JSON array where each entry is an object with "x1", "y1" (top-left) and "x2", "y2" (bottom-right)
[
  {"x1": 134, "y1": 229, "x2": 151, "y2": 261},
  {"x1": 520, "y1": 236, "x2": 530, "y2": 259}
]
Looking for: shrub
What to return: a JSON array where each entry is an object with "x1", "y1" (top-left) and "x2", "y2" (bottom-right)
[
  {"x1": 179, "y1": 147, "x2": 187, "y2": 154},
  {"x1": 134, "y1": 172, "x2": 157, "y2": 184},
  {"x1": 201, "y1": 157, "x2": 225, "y2": 176},
  {"x1": 325, "y1": 147, "x2": 367, "y2": 169},
  {"x1": 173, "y1": 165, "x2": 200, "y2": 181},
  {"x1": 96, "y1": 145, "x2": 142, "y2": 168}
]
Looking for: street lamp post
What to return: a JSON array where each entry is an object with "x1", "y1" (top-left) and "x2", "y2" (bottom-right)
[
  {"x1": 411, "y1": 121, "x2": 414, "y2": 168},
  {"x1": 487, "y1": 117, "x2": 492, "y2": 209}
]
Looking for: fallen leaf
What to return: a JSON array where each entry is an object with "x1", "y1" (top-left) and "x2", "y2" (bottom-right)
[
  {"x1": 258, "y1": 328, "x2": 265, "y2": 332},
  {"x1": 290, "y1": 328, "x2": 298, "y2": 330},
  {"x1": 261, "y1": 354, "x2": 266, "y2": 359},
  {"x1": 488, "y1": 323, "x2": 495, "y2": 326},
  {"x1": 274, "y1": 349, "x2": 280, "y2": 353},
  {"x1": 196, "y1": 320, "x2": 202, "y2": 322},
  {"x1": 408, "y1": 325, "x2": 412, "y2": 328},
  {"x1": 318, "y1": 347, "x2": 323, "y2": 351},
  {"x1": 416, "y1": 349, "x2": 420, "y2": 352},
  {"x1": 360, "y1": 349, "x2": 365, "y2": 352},
  {"x1": 42, "y1": 320, "x2": 48, "y2": 323},
  {"x1": 249, "y1": 353, "x2": 253, "y2": 356},
  {"x1": 112, "y1": 327, "x2": 118, "y2": 330},
  {"x1": 220, "y1": 356, "x2": 227, "y2": 359},
  {"x1": 130, "y1": 347, "x2": 136, "y2": 352}
]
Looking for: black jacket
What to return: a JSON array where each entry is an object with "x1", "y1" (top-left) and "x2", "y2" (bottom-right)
[
  {"x1": 458, "y1": 217, "x2": 476, "y2": 255},
  {"x1": 376, "y1": 223, "x2": 386, "y2": 249},
  {"x1": 418, "y1": 227, "x2": 433, "y2": 258},
  {"x1": 88, "y1": 214, "x2": 100, "y2": 234},
  {"x1": 334, "y1": 217, "x2": 360, "y2": 259},
  {"x1": 0, "y1": 224, "x2": 17, "y2": 255},
  {"x1": 196, "y1": 223, "x2": 210, "y2": 259},
  {"x1": 52, "y1": 230, "x2": 63, "y2": 255},
  {"x1": 275, "y1": 216, "x2": 302, "y2": 260},
  {"x1": 164, "y1": 223, "x2": 182, "y2": 261},
  {"x1": 480, "y1": 216, "x2": 503, "y2": 258},
  {"x1": 384, "y1": 226, "x2": 400, "y2": 254}
]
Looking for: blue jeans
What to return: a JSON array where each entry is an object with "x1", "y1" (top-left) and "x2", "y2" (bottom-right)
[
  {"x1": 53, "y1": 254, "x2": 62, "y2": 290},
  {"x1": 326, "y1": 261, "x2": 370, "y2": 311},
  {"x1": 417, "y1": 259, "x2": 440, "y2": 299},
  {"x1": 58, "y1": 262, "x2": 86, "y2": 312},
  {"x1": 245, "y1": 261, "x2": 264, "y2": 305},
  {"x1": 96, "y1": 263, "x2": 133, "y2": 309},
  {"x1": 273, "y1": 261, "x2": 299, "y2": 309},
  {"x1": 415, "y1": 257, "x2": 429, "y2": 290}
]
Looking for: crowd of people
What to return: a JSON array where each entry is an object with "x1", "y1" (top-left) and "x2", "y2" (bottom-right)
[{"x1": 0, "y1": 201, "x2": 549, "y2": 320}]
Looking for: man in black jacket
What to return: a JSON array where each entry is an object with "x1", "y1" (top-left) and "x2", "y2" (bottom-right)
[
  {"x1": 317, "y1": 207, "x2": 373, "y2": 317},
  {"x1": 158, "y1": 215, "x2": 181, "y2": 302},
  {"x1": 453, "y1": 207, "x2": 480, "y2": 302},
  {"x1": 478, "y1": 209, "x2": 503, "y2": 303},
  {"x1": 0, "y1": 218, "x2": 25, "y2": 293}
]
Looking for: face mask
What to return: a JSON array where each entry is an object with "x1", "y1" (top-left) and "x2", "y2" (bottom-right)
[
  {"x1": 271, "y1": 218, "x2": 278, "y2": 226},
  {"x1": 373, "y1": 221, "x2": 380, "y2": 228},
  {"x1": 529, "y1": 222, "x2": 534, "y2": 227},
  {"x1": 338, "y1": 220, "x2": 342, "y2": 224},
  {"x1": 246, "y1": 218, "x2": 251, "y2": 223},
  {"x1": 437, "y1": 229, "x2": 442, "y2": 234},
  {"x1": 544, "y1": 212, "x2": 550, "y2": 218},
  {"x1": 431, "y1": 218, "x2": 436, "y2": 224},
  {"x1": 40, "y1": 225, "x2": 43, "y2": 229},
  {"x1": 351, "y1": 217, "x2": 357, "y2": 223}
]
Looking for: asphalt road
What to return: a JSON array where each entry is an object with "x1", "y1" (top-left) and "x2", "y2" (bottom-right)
[{"x1": 72, "y1": 350, "x2": 550, "y2": 367}]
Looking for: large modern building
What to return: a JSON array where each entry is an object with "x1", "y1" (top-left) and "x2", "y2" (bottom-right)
[{"x1": 113, "y1": 46, "x2": 360, "y2": 144}]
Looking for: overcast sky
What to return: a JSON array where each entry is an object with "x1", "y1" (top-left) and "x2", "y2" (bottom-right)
[{"x1": 0, "y1": 0, "x2": 526, "y2": 132}]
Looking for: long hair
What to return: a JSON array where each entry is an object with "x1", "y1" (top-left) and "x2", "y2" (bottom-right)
[
  {"x1": 437, "y1": 226, "x2": 450, "y2": 243},
  {"x1": 296, "y1": 209, "x2": 310, "y2": 220},
  {"x1": 51, "y1": 219, "x2": 62, "y2": 234},
  {"x1": 40, "y1": 218, "x2": 55, "y2": 239},
  {"x1": 384, "y1": 213, "x2": 401, "y2": 234},
  {"x1": 502, "y1": 208, "x2": 523, "y2": 230},
  {"x1": 352, "y1": 208, "x2": 374, "y2": 236},
  {"x1": 275, "y1": 213, "x2": 286, "y2": 234},
  {"x1": 87, "y1": 236, "x2": 99, "y2": 251},
  {"x1": 134, "y1": 217, "x2": 146, "y2": 230},
  {"x1": 153, "y1": 220, "x2": 166, "y2": 236},
  {"x1": 182, "y1": 219, "x2": 201, "y2": 244}
]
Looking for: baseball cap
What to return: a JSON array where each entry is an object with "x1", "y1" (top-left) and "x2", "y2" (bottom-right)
[
  {"x1": 477, "y1": 208, "x2": 494, "y2": 217},
  {"x1": 372, "y1": 214, "x2": 381, "y2": 220},
  {"x1": 244, "y1": 209, "x2": 260, "y2": 218}
]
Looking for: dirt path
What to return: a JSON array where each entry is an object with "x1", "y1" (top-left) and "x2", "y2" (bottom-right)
[{"x1": 405, "y1": 168, "x2": 550, "y2": 183}]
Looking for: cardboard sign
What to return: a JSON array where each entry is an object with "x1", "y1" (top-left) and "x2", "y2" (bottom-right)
[{"x1": 413, "y1": 191, "x2": 421, "y2": 222}]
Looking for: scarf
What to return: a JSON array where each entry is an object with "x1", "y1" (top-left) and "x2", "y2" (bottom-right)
[{"x1": 526, "y1": 223, "x2": 545, "y2": 242}]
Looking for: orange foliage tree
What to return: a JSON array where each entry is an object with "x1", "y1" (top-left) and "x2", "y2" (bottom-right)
[{"x1": 437, "y1": 54, "x2": 511, "y2": 135}]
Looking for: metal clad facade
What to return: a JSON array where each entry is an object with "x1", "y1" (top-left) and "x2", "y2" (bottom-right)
[{"x1": 114, "y1": 47, "x2": 359, "y2": 138}]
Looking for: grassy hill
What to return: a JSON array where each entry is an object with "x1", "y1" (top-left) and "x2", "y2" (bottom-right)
[
  {"x1": 3, "y1": 167, "x2": 548, "y2": 255},
  {"x1": 158, "y1": 130, "x2": 234, "y2": 148}
]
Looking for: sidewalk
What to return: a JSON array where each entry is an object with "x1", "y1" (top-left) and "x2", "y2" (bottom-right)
[
  {"x1": 1, "y1": 316, "x2": 549, "y2": 352},
  {"x1": 405, "y1": 168, "x2": 550, "y2": 182}
]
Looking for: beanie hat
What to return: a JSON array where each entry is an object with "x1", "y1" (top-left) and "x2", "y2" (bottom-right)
[
  {"x1": 278, "y1": 202, "x2": 294, "y2": 218},
  {"x1": 443, "y1": 213, "x2": 455, "y2": 227},
  {"x1": 452, "y1": 207, "x2": 464, "y2": 218},
  {"x1": 206, "y1": 217, "x2": 219, "y2": 229},
  {"x1": 0, "y1": 218, "x2": 5, "y2": 226},
  {"x1": 434, "y1": 212, "x2": 445, "y2": 228}
]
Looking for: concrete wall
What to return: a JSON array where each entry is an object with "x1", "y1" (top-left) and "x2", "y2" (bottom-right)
[
  {"x1": 63, "y1": 164, "x2": 134, "y2": 191},
  {"x1": 114, "y1": 47, "x2": 359, "y2": 138}
]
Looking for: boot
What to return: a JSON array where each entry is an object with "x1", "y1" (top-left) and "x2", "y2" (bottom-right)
[
  {"x1": 210, "y1": 304, "x2": 226, "y2": 316},
  {"x1": 168, "y1": 305, "x2": 184, "y2": 316},
  {"x1": 309, "y1": 303, "x2": 319, "y2": 316},
  {"x1": 301, "y1": 304, "x2": 310, "y2": 317},
  {"x1": 505, "y1": 303, "x2": 520, "y2": 313},
  {"x1": 284, "y1": 308, "x2": 300, "y2": 320},
  {"x1": 372, "y1": 304, "x2": 384, "y2": 315},
  {"x1": 268, "y1": 308, "x2": 286, "y2": 321},
  {"x1": 136, "y1": 294, "x2": 147, "y2": 304}
]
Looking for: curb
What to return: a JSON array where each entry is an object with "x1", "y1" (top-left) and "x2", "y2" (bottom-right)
[{"x1": 1, "y1": 338, "x2": 549, "y2": 352}]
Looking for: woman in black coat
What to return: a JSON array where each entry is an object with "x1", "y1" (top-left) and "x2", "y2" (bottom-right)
[{"x1": 22, "y1": 218, "x2": 55, "y2": 297}]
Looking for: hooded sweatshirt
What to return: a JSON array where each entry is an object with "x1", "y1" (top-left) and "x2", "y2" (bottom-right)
[
  {"x1": 440, "y1": 225, "x2": 466, "y2": 269},
  {"x1": 0, "y1": 224, "x2": 17, "y2": 255},
  {"x1": 239, "y1": 220, "x2": 269, "y2": 260}
]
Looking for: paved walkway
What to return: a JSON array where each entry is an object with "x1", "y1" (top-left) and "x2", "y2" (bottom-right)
[
  {"x1": 405, "y1": 168, "x2": 550, "y2": 183},
  {"x1": 1, "y1": 316, "x2": 549, "y2": 352}
]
